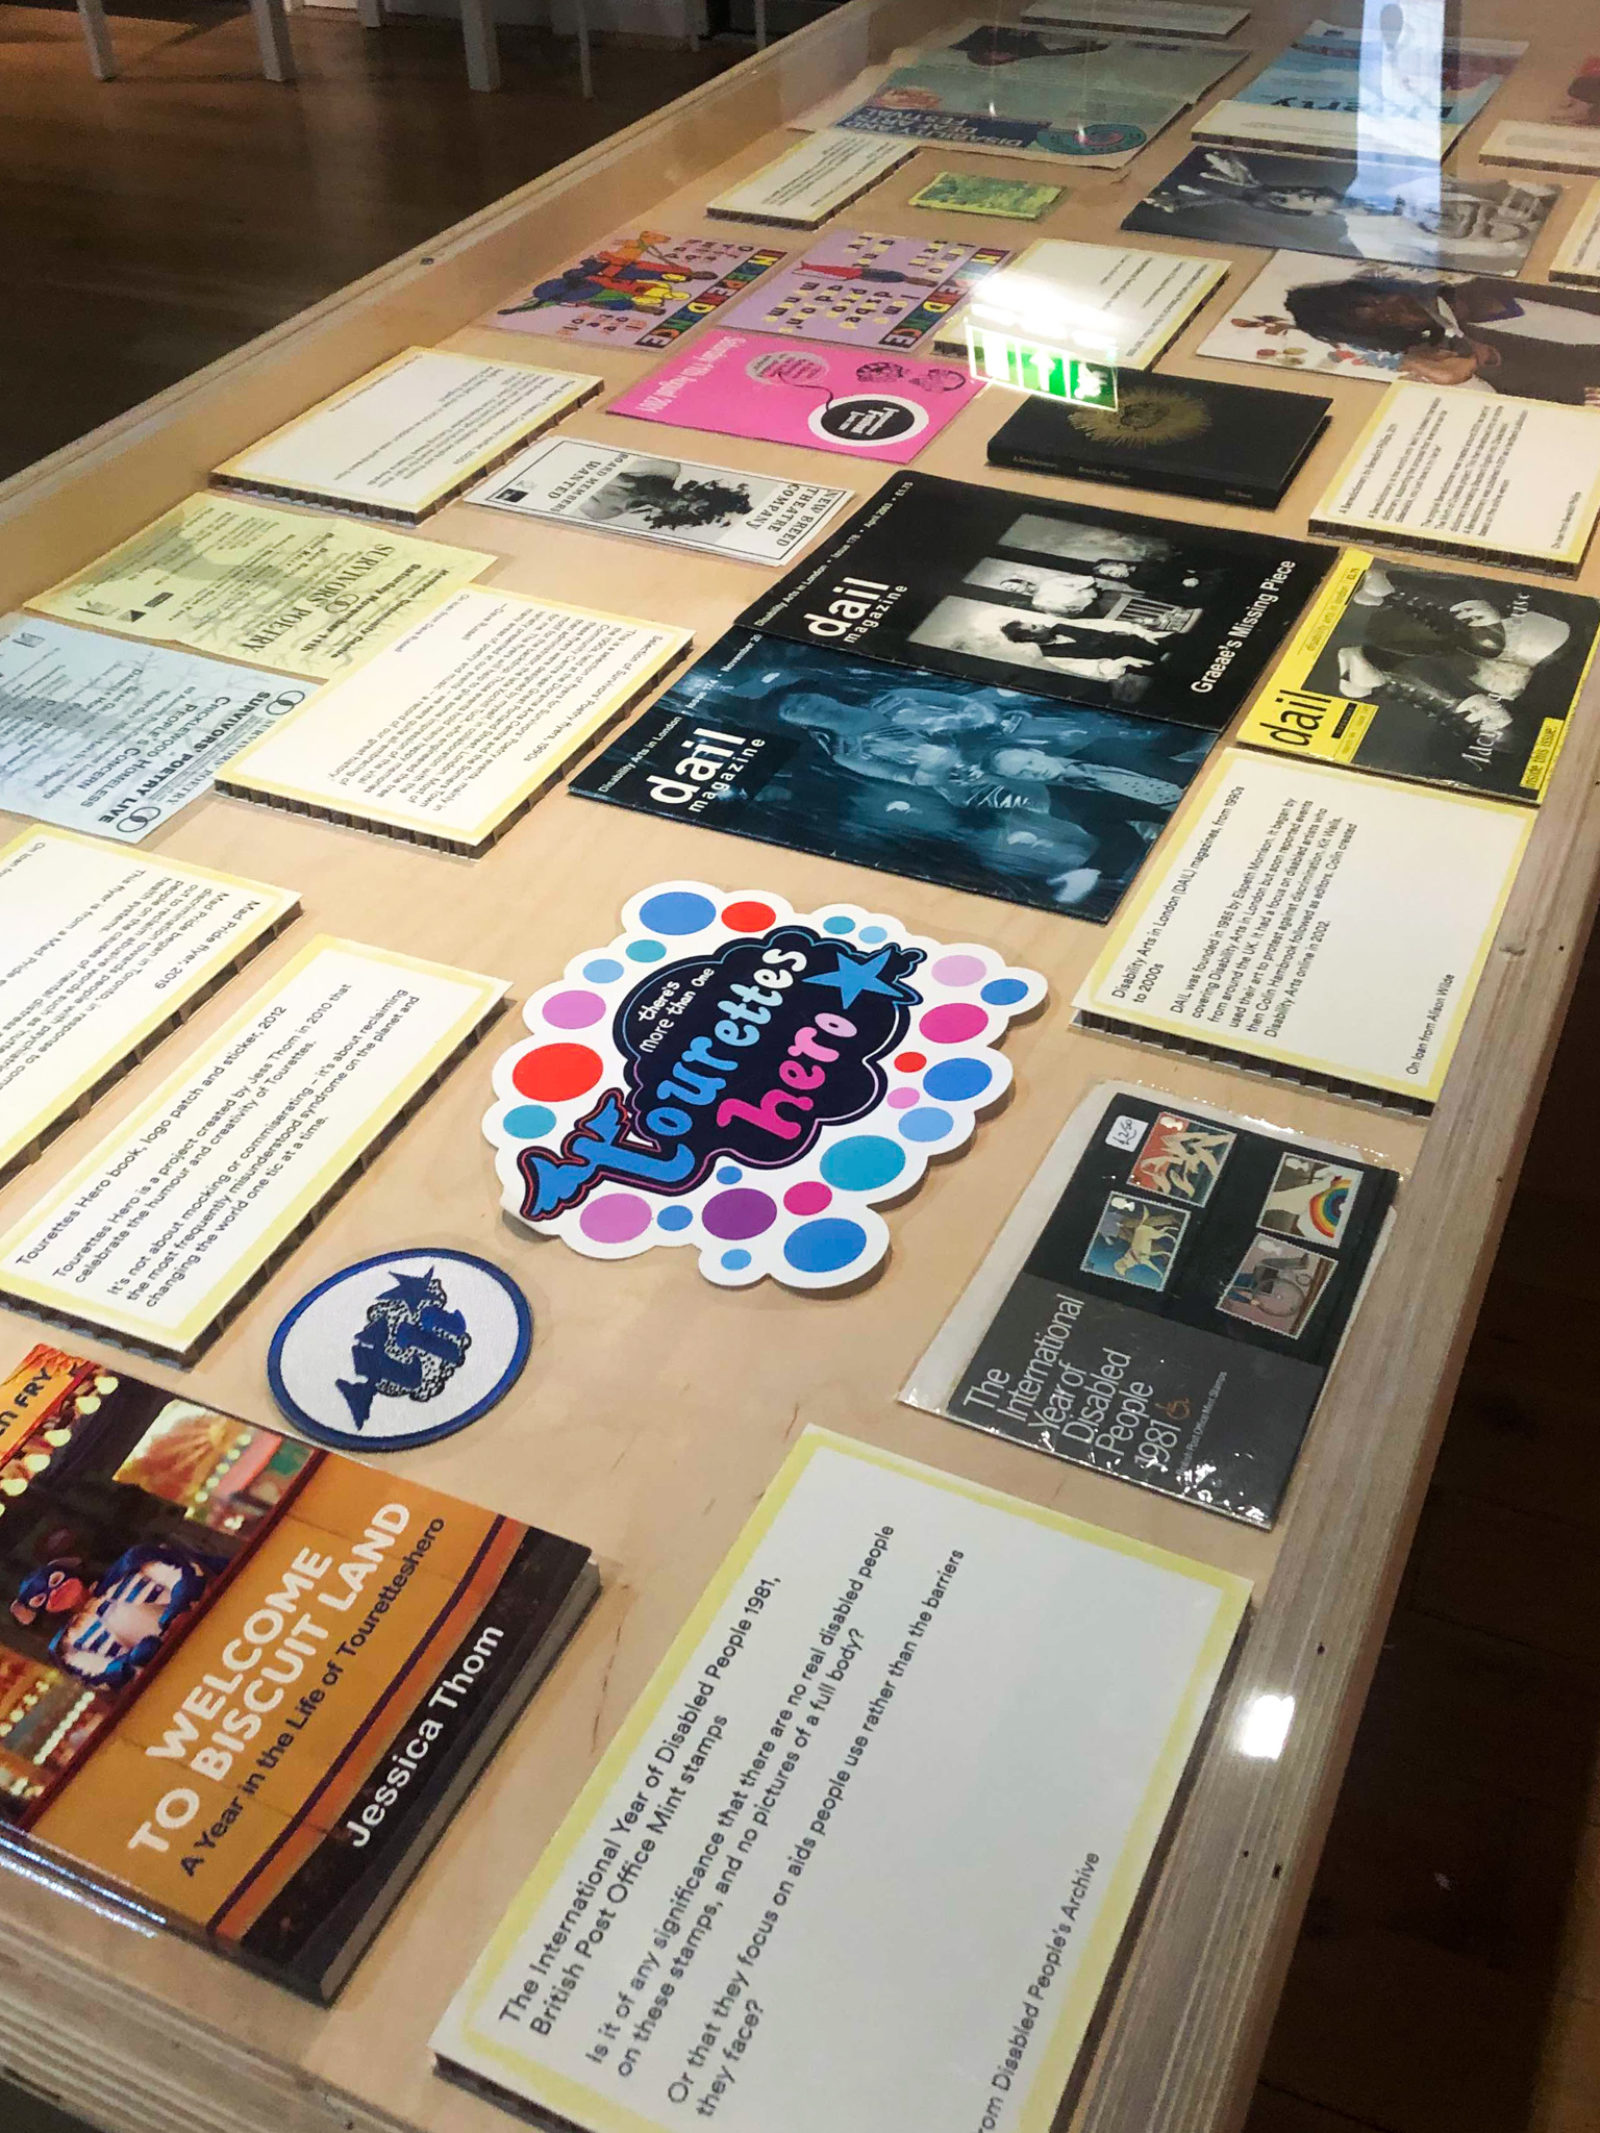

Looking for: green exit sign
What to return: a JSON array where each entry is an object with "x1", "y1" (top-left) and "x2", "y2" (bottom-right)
[{"x1": 968, "y1": 324, "x2": 1118, "y2": 408}]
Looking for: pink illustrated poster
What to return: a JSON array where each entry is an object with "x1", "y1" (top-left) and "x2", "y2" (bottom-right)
[{"x1": 607, "y1": 331, "x2": 984, "y2": 463}]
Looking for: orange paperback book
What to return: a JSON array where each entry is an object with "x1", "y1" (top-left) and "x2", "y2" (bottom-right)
[{"x1": 0, "y1": 1342, "x2": 596, "y2": 1999}]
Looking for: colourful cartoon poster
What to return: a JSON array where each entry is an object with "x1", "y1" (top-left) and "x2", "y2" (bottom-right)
[
  {"x1": 486, "y1": 232, "x2": 786, "y2": 350},
  {"x1": 607, "y1": 332, "x2": 984, "y2": 463},
  {"x1": 719, "y1": 229, "x2": 1011, "y2": 350},
  {"x1": 484, "y1": 883, "x2": 1046, "y2": 1290}
]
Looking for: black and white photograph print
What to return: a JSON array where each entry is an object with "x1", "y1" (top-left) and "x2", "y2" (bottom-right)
[
  {"x1": 742, "y1": 472, "x2": 1332, "y2": 732},
  {"x1": 467, "y1": 437, "x2": 852, "y2": 566},
  {"x1": 570, "y1": 627, "x2": 1216, "y2": 921},
  {"x1": 1124, "y1": 147, "x2": 1560, "y2": 276},
  {"x1": 1282, "y1": 559, "x2": 1600, "y2": 802}
]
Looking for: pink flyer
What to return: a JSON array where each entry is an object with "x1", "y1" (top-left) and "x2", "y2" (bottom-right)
[{"x1": 606, "y1": 331, "x2": 984, "y2": 463}]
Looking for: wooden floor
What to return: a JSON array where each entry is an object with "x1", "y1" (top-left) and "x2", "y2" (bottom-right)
[
  {"x1": 0, "y1": 0, "x2": 738, "y2": 478},
  {"x1": 5, "y1": 6, "x2": 1600, "y2": 2129}
]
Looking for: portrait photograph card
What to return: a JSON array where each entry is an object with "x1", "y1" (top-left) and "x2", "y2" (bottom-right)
[
  {"x1": 1125, "y1": 148, "x2": 1559, "y2": 278},
  {"x1": 905, "y1": 1083, "x2": 1398, "y2": 1526},
  {"x1": 1199, "y1": 252, "x2": 1600, "y2": 409}
]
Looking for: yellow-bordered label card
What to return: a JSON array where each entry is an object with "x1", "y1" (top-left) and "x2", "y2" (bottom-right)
[
  {"x1": 213, "y1": 347, "x2": 601, "y2": 521},
  {"x1": 434, "y1": 1427, "x2": 1248, "y2": 2133},
  {"x1": 217, "y1": 587, "x2": 690, "y2": 852},
  {"x1": 0, "y1": 827, "x2": 296, "y2": 1177},
  {"x1": 1075, "y1": 748, "x2": 1533, "y2": 1102},
  {"x1": 0, "y1": 936, "x2": 506, "y2": 1353},
  {"x1": 1309, "y1": 383, "x2": 1600, "y2": 576}
]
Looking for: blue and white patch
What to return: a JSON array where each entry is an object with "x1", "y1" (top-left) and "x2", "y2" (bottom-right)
[{"x1": 267, "y1": 1250, "x2": 532, "y2": 1451}]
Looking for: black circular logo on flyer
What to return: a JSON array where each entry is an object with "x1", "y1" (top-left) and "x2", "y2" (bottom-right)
[{"x1": 807, "y1": 395, "x2": 930, "y2": 449}]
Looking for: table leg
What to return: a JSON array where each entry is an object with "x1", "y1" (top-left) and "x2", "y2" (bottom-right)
[
  {"x1": 753, "y1": 0, "x2": 766, "y2": 49},
  {"x1": 75, "y1": 0, "x2": 118, "y2": 80},
  {"x1": 250, "y1": 0, "x2": 297, "y2": 80},
  {"x1": 574, "y1": 0, "x2": 593, "y2": 98},
  {"x1": 460, "y1": 0, "x2": 502, "y2": 91}
]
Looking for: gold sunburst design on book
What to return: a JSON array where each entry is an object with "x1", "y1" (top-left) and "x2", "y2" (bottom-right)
[{"x1": 1068, "y1": 381, "x2": 1212, "y2": 448}]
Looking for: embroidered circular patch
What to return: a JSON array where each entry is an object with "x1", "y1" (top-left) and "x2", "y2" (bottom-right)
[
  {"x1": 484, "y1": 882, "x2": 1047, "y2": 1292},
  {"x1": 268, "y1": 1250, "x2": 532, "y2": 1450}
]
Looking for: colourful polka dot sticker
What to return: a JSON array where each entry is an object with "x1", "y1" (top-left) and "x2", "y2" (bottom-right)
[{"x1": 484, "y1": 882, "x2": 1046, "y2": 1292}]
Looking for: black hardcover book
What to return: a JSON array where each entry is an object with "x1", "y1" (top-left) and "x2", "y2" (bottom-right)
[
  {"x1": 739, "y1": 471, "x2": 1335, "y2": 732},
  {"x1": 904, "y1": 1086, "x2": 1397, "y2": 1527},
  {"x1": 569, "y1": 628, "x2": 1215, "y2": 922},
  {"x1": 986, "y1": 370, "x2": 1331, "y2": 509}
]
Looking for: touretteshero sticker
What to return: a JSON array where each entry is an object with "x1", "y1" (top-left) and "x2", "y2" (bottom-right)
[
  {"x1": 268, "y1": 1249, "x2": 532, "y2": 1450},
  {"x1": 483, "y1": 881, "x2": 1047, "y2": 1291}
]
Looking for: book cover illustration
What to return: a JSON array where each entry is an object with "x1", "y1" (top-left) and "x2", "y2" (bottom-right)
[
  {"x1": 986, "y1": 368, "x2": 1330, "y2": 508},
  {"x1": 570, "y1": 629, "x2": 1211, "y2": 920},
  {"x1": 904, "y1": 1087, "x2": 1397, "y2": 1525},
  {"x1": 486, "y1": 232, "x2": 785, "y2": 350},
  {"x1": 1125, "y1": 148, "x2": 1559, "y2": 277},
  {"x1": 1240, "y1": 549, "x2": 1600, "y2": 803},
  {"x1": 814, "y1": 20, "x2": 1245, "y2": 169},
  {"x1": 719, "y1": 228, "x2": 1011, "y2": 350},
  {"x1": 1195, "y1": 19, "x2": 1522, "y2": 158},
  {"x1": 1201, "y1": 252, "x2": 1600, "y2": 408},
  {"x1": 741, "y1": 472, "x2": 1332, "y2": 730},
  {"x1": 908, "y1": 171, "x2": 1064, "y2": 220},
  {"x1": 0, "y1": 1344, "x2": 594, "y2": 1998},
  {"x1": 483, "y1": 881, "x2": 1045, "y2": 1290},
  {"x1": 606, "y1": 333, "x2": 983, "y2": 463}
]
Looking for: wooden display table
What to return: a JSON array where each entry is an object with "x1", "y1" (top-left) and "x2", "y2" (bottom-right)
[{"x1": 0, "y1": 5, "x2": 1594, "y2": 2131}]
